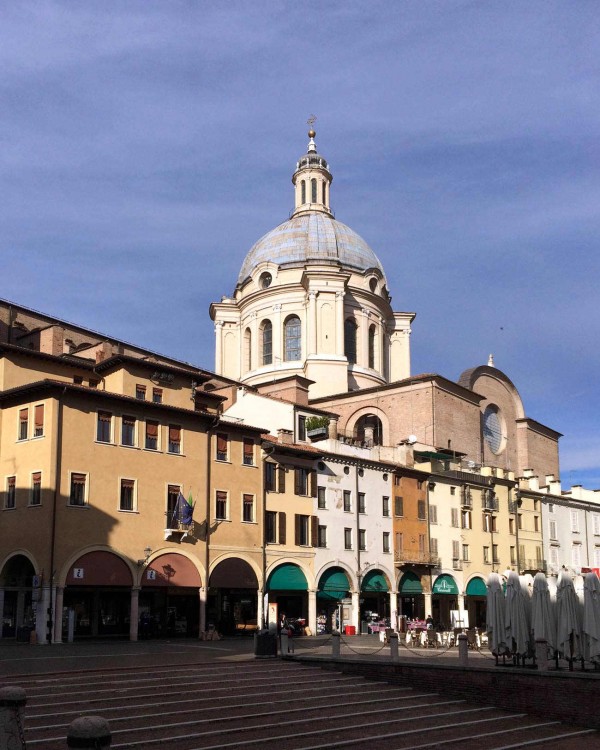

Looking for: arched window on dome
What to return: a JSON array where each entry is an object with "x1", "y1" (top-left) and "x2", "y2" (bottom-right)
[
  {"x1": 311, "y1": 178, "x2": 317, "y2": 203},
  {"x1": 301, "y1": 180, "x2": 306, "y2": 205},
  {"x1": 322, "y1": 181, "x2": 326, "y2": 204},
  {"x1": 284, "y1": 315, "x2": 302, "y2": 362},
  {"x1": 368, "y1": 324, "x2": 376, "y2": 369},
  {"x1": 243, "y1": 328, "x2": 252, "y2": 374},
  {"x1": 261, "y1": 320, "x2": 273, "y2": 366},
  {"x1": 344, "y1": 318, "x2": 358, "y2": 365}
]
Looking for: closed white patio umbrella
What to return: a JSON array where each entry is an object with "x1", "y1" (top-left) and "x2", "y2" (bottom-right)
[
  {"x1": 556, "y1": 570, "x2": 583, "y2": 663},
  {"x1": 582, "y1": 572, "x2": 600, "y2": 664},
  {"x1": 505, "y1": 571, "x2": 531, "y2": 657},
  {"x1": 486, "y1": 573, "x2": 507, "y2": 655},
  {"x1": 531, "y1": 572, "x2": 557, "y2": 654}
]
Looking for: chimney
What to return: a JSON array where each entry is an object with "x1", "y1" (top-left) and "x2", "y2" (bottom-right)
[{"x1": 277, "y1": 429, "x2": 293, "y2": 445}]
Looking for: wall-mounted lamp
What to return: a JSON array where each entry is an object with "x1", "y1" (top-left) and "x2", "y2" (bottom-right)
[{"x1": 137, "y1": 546, "x2": 152, "y2": 566}]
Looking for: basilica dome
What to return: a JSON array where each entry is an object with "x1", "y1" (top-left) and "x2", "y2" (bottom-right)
[{"x1": 237, "y1": 211, "x2": 386, "y2": 286}]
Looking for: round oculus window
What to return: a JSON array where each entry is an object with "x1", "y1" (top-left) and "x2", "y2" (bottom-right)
[
  {"x1": 259, "y1": 272, "x2": 272, "y2": 289},
  {"x1": 483, "y1": 405, "x2": 504, "y2": 455}
]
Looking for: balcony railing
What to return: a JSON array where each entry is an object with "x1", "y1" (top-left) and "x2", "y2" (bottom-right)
[
  {"x1": 482, "y1": 498, "x2": 499, "y2": 512},
  {"x1": 394, "y1": 551, "x2": 440, "y2": 567},
  {"x1": 452, "y1": 558, "x2": 463, "y2": 570},
  {"x1": 521, "y1": 559, "x2": 547, "y2": 573},
  {"x1": 461, "y1": 496, "x2": 473, "y2": 509}
]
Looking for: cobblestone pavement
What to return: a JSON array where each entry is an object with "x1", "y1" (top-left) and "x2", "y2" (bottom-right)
[{"x1": 1, "y1": 637, "x2": 599, "y2": 749}]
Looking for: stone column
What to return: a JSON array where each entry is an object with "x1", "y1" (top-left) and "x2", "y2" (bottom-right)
[
  {"x1": 351, "y1": 590, "x2": 360, "y2": 632},
  {"x1": 388, "y1": 591, "x2": 398, "y2": 631},
  {"x1": 256, "y1": 588, "x2": 264, "y2": 631},
  {"x1": 335, "y1": 291, "x2": 345, "y2": 355},
  {"x1": 360, "y1": 307, "x2": 370, "y2": 368},
  {"x1": 308, "y1": 589, "x2": 317, "y2": 636},
  {"x1": 423, "y1": 592, "x2": 432, "y2": 620},
  {"x1": 38, "y1": 584, "x2": 51, "y2": 644},
  {"x1": 214, "y1": 321, "x2": 224, "y2": 374},
  {"x1": 272, "y1": 304, "x2": 282, "y2": 365},
  {"x1": 307, "y1": 292, "x2": 318, "y2": 356},
  {"x1": 53, "y1": 586, "x2": 64, "y2": 643},
  {"x1": 129, "y1": 587, "x2": 140, "y2": 642},
  {"x1": 199, "y1": 586, "x2": 207, "y2": 634}
]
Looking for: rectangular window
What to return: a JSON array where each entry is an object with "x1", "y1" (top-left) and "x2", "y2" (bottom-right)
[
  {"x1": 34, "y1": 404, "x2": 44, "y2": 437},
  {"x1": 419, "y1": 534, "x2": 425, "y2": 554},
  {"x1": 418, "y1": 500, "x2": 427, "y2": 520},
  {"x1": 97, "y1": 411, "x2": 112, "y2": 443},
  {"x1": 510, "y1": 546, "x2": 516, "y2": 564},
  {"x1": 69, "y1": 473, "x2": 87, "y2": 506},
  {"x1": 216, "y1": 433, "x2": 229, "y2": 461},
  {"x1": 548, "y1": 503, "x2": 554, "y2": 513},
  {"x1": 168, "y1": 425, "x2": 181, "y2": 454},
  {"x1": 450, "y1": 486, "x2": 456, "y2": 496},
  {"x1": 462, "y1": 544, "x2": 470, "y2": 561},
  {"x1": 430, "y1": 538, "x2": 438, "y2": 557},
  {"x1": 452, "y1": 540, "x2": 460, "y2": 561},
  {"x1": 296, "y1": 514, "x2": 309, "y2": 546},
  {"x1": 451, "y1": 508, "x2": 459, "y2": 527},
  {"x1": 359, "y1": 529, "x2": 366, "y2": 551},
  {"x1": 396, "y1": 532, "x2": 403, "y2": 553},
  {"x1": 595, "y1": 547, "x2": 600, "y2": 568},
  {"x1": 152, "y1": 388, "x2": 162, "y2": 404},
  {"x1": 534, "y1": 515, "x2": 539, "y2": 532},
  {"x1": 394, "y1": 475, "x2": 401, "y2": 486},
  {"x1": 358, "y1": 492, "x2": 366, "y2": 514},
  {"x1": 549, "y1": 520, "x2": 557, "y2": 540},
  {"x1": 429, "y1": 504, "x2": 437, "y2": 524},
  {"x1": 89, "y1": 379, "x2": 99, "y2": 389},
  {"x1": 343, "y1": 490, "x2": 352, "y2": 512},
  {"x1": 549, "y1": 546, "x2": 559, "y2": 567},
  {"x1": 518, "y1": 513, "x2": 523, "y2": 530},
  {"x1": 145, "y1": 420, "x2": 159, "y2": 450},
  {"x1": 122, "y1": 415, "x2": 136, "y2": 446},
  {"x1": 266, "y1": 511, "x2": 277, "y2": 544},
  {"x1": 31, "y1": 472, "x2": 41, "y2": 506},
  {"x1": 318, "y1": 525, "x2": 327, "y2": 548},
  {"x1": 279, "y1": 511, "x2": 287, "y2": 544},
  {"x1": 593, "y1": 514, "x2": 600, "y2": 536},
  {"x1": 242, "y1": 494, "x2": 254, "y2": 523},
  {"x1": 166, "y1": 484, "x2": 180, "y2": 524},
  {"x1": 317, "y1": 486, "x2": 326, "y2": 509},
  {"x1": 216, "y1": 490, "x2": 228, "y2": 520},
  {"x1": 344, "y1": 527, "x2": 353, "y2": 550},
  {"x1": 383, "y1": 532, "x2": 390, "y2": 553},
  {"x1": 461, "y1": 510, "x2": 472, "y2": 529},
  {"x1": 382, "y1": 496, "x2": 390, "y2": 517},
  {"x1": 5, "y1": 476, "x2": 16, "y2": 509},
  {"x1": 298, "y1": 415, "x2": 307, "y2": 442},
  {"x1": 417, "y1": 480, "x2": 423, "y2": 490},
  {"x1": 295, "y1": 467, "x2": 309, "y2": 496},
  {"x1": 18, "y1": 408, "x2": 28, "y2": 440},
  {"x1": 265, "y1": 462, "x2": 277, "y2": 491},
  {"x1": 492, "y1": 544, "x2": 499, "y2": 564},
  {"x1": 120, "y1": 478, "x2": 135, "y2": 512},
  {"x1": 571, "y1": 510, "x2": 580, "y2": 533},
  {"x1": 571, "y1": 543, "x2": 581, "y2": 568},
  {"x1": 242, "y1": 438, "x2": 254, "y2": 466},
  {"x1": 136, "y1": 385, "x2": 146, "y2": 400},
  {"x1": 509, "y1": 517, "x2": 515, "y2": 535},
  {"x1": 483, "y1": 546, "x2": 490, "y2": 564},
  {"x1": 394, "y1": 496, "x2": 403, "y2": 517}
]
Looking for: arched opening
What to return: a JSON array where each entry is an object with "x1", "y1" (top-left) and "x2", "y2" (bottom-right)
[
  {"x1": 322, "y1": 181, "x2": 326, "y2": 204},
  {"x1": 361, "y1": 569, "x2": 389, "y2": 626},
  {"x1": 209, "y1": 557, "x2": 259, "y2": 635},
  {"x1": 354, "y1": 414, "x2": 383, "y2": 446},
  {"x1": 0, "y1": 555, "x2": 35, "y2": 638},
  {"x1": 398, "y1": 571, "x2": 425, "y2": 622},
  {"x1": 243, "y1": 327, "x2": 251, "y2": 374},
  {"x1": 261, "y1": 319, "x2": 273, "y2": 365},
  {"x1": 368, "y1": 324, "x2": 376, "y2": 369},
  {"x1": 311, "y1": 178, "x2": 317, "y2": 203},
  {"x1": 267, "y1": 563, "x2": 308, "y2": 627},
  {"x1": 317, "y1": 567, "x2": 351, "y2": 634},
  {"x1": 344, "y1": 318, "x2": 357, "y2": 364},
  {"x1": 301, "y1": 180, "x2": 306, "y2": 204},
  {"x1": 284, "y1": 315, "x2": 302, "y2": 361}
]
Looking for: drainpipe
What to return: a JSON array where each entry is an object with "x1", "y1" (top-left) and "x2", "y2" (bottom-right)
[
  {"x1": 203, "y1": 408, "x2": 221, "y2": 632},
  {"x1": 514, "y1": 488, "x2": 522, "y2": 574},
  {"x1": 355, "y1": 463, "x2": 361, "y2": 626},
  {"x1": 48, "y1": 387, "x2": 67, "y2": 644}
]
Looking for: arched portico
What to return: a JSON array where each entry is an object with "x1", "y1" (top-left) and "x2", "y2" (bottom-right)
[
  {"x1": 0, "y1": 553, "x2": 36, "y2": 641},
  {"x1": 209, "y1": 556, "x2": 259, "y2": 635}
]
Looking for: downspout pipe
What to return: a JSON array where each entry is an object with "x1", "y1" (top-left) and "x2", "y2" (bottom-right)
[{"x1": 48, "y1": 386, "x2": 67, "y2": 644}]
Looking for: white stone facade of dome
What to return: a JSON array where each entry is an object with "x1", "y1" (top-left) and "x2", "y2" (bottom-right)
[{"x1": 210, "y1": 132, "x2": 415, "y2": 399}]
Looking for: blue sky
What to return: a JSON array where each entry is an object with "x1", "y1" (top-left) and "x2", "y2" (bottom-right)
[{"x1": 2, "y1": 2, "x2": 598, "y2": 487}]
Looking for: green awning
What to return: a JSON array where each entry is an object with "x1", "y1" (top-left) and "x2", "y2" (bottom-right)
[
  {"x1": 318, "y1": 569, "x2": 350, "y2": 601},
  {"x1": 466, "y1": 577, "x2": 487, "y2": 597},
  {"x1": 432, "y1": 574, "x2": 459, "y2": 595},
  {"x1": 361, "y1": 570, "x2": 389, "y2": 593},
  {"x1": 399, "y1": 571, "x2": 423, "y2": 595},
  {"x1": 267, "y1": 564, "x2": 308, "y2": 592}
]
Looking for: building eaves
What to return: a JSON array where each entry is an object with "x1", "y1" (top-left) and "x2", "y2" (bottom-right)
[{"x1": 0, "y1": 343, "x2": 96, "y2": 370}]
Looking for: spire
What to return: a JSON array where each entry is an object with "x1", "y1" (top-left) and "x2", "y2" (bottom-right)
[{"x1": 291, "y1": 122, "x2": 333, "y2": 218}]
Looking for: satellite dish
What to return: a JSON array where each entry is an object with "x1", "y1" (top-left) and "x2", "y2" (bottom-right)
[{"x1": 407, "y1": 435, "x2": 417, "y2": 445}]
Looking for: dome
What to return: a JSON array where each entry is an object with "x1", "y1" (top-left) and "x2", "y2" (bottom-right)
[{"x1": 237, "y1": 211, "x2": 386, "y2": 286}]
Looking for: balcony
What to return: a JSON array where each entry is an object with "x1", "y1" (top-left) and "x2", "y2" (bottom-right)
[
  {"x1": 452, "y1": 558, "x2": 463, "y2": 570},
  {"x1": 461, "y1": 495, "x2": 473, "y2": 509},
  {"x1": 395, "y1": 551, "x2": 440, "y2": 567},
  {"x1": 482, "y1": 497, "x2": 499, "y2": 513},
  {"x1": 522, "y1": 559, "x2": 547, "y2": 574},
  {"x1": 164, "y1": 512, "x2": 193, "y2": 540}
]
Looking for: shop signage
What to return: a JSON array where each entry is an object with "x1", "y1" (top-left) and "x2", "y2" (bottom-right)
[
  {"x1": 73, "y1": 568, "x2": 84, "y2": 579},
  {"x1": 147, "y1": 570, "x2": 157, "y2": 580}
]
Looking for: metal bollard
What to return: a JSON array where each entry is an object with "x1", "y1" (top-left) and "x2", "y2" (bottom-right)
[
  {"x1": 280, "y1": 631, "x2": 289, "y2": 655},
  {"x1": 0, "y1": 685, "x2": 27, "y2": 750},
  {"x1": 389, "y1": 631, "x2": 399, "y2": 663},
  {"x1": 458, "y1": 633, "x2": 468, "y2": 666},
  {"x1": 67, "y1": 716, "x2": 111, "y2": 749},
  {"x1": 332, "y1": 631, "x2": 341, "y2": 658},
  {"x1": 535, "y1": 638, "x2": 549, "y2": 672}
]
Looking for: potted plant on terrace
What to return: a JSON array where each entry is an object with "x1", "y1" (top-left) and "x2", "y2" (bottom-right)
[{"x1": 306, "y1": 416, "x2": 330, "y2": 440}]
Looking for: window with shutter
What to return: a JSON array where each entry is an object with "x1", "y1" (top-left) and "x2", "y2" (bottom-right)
[
  {"x1": 451, "y1": 508, "x2": 459, "y2": 527},
  {"x1": 266, "y1": 511, "x2": 277, "y2": 543},
  {"x1": 145, "y1": 420, "x2": 159, "y2": 450},
  {"x1": 310, "y1": 470, "x2": 317, "y2": 498},
  {"x1": 417, "y1": 500, "x2": 426, "y2": 520},
  {"x1": 549, "y1": 520, "x2": 557, "y2": 540},
  {"x1": 5, "y1": 476, "x2": 16, "y2": 509},
  {"x1": 278, "y1": 465, "x2": 286, "y2": 493},
  {"x1": 594, "y1": 514, "x2": 600, "y2": 536},
  {"x1": 216, "y1": 433, "x2": 228, "y2": 461},
  {"x1": 242, "y1": 438, "x2": 254, "y2": 466},
  {"x1": 97, "y1": 411, "x2": 112, "y2": 443},
  {"x1": 419, "y1": 534, "x2": 425, "y2": 553},
  {"x1": 34, "y1": 404, "x2": 44, "y2": 437},
  {"x1": 430, "y1": 538, "x2": 438, "y2": 556},
  {"x1": 18, "y1": 408, "x2": 28, "y2": 440},
  {"x1": 279, "y1": 511, "x2": 286, "y2": 544},
  {"x1": 70, "y1": 473, "x2": 87, "y2": 506},
  {"x1": 120, "y1": 479, "x2": 135, "y2": 511},
  {"x1": 122, "y1": 415, "x2": 136, "y2": 446},
  {"x1": 396, "y1": 532, "x2": 403, "y2": 552},
  {"x1": 168, "y1": 425, "x2": 181, "y2": 454},
  {"x1": 429, "y1": 504, "x2": 437, "y2": 524},
  {"x1": 571, "y1": 510, "x2": 580, "y2": 533},
  {"x1": 452, "y1": 540, "x2": 460, "y2": 560},
  {"x1": 265, "y1": 462, "x2": 276, "y2": 491},
  {"x1": 31, "y1": 472, "x2": 42, "y2": 506},
  {"x1": 311, "y1": 515, "x2": 319, "y2": 547},
  {"x1": 394, "y1": 496, "x2": 403, "y2": 516}
]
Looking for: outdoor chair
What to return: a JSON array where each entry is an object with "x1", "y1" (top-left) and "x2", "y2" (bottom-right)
[
  {"x1": 425, "y1": 629, "x2": 437, "y2": 648},
  {"x1": 466, "y1": 629, "x2": 478, "y2": 649}
]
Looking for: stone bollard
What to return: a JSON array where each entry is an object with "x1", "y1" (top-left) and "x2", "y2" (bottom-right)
[
  {"x1": 280, "y1": 631, "x2": 289, "y2": 655},
  {"x1": 535, "y1": 638, "x2": 549, "y2": 672},
  {"x1": 458, "y1": 633, "x2": 469, "y2": 666},
  {"x1": 67, "y1": 716, "x2": 111, "y2": 749},
  {"x1": 0, "y1": 685, "x2": 27, "y2": 750},
  {"x1": 389, "y1": 631, "x2": 399, "y2": 663},
  {"x1": 332, "y1": 631, "x2": 341, "y2": 658}
]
